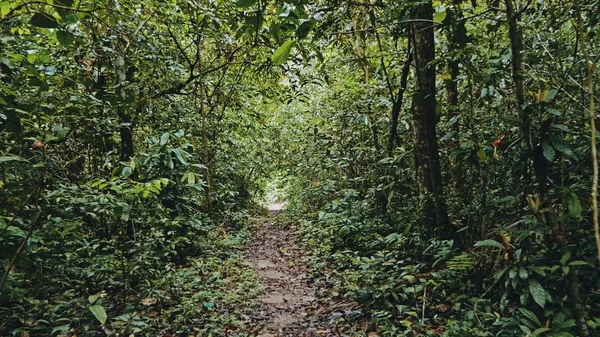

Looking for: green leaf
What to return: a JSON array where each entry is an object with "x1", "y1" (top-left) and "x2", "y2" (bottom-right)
[
  {"x1": 568, "y1": 260, "x2": 589, "y2": 266},
  {"x1": 56, "y1": 30, "x2": 74, "y2": 47},
  {"x1": 31, "y1": 13, "x2": 60, "y2": 28},
  {"x1": 546, "y1": 108, "x2": 562, "y2": 116},
  {"x1": 545, "y1": 88, "x2": 558, "y2": 102},
  {"x1": 1, "y1": 226, "x2": 27, "y2": 238},
  {"x1": 560, "y1": 251, "x2": 571, "y2": 265},
  {"x1": 543, "y1": 143, "x2": 555, "y2": 162},
  {"x1": 546, "y1": 332, "x2": 575, "y2": 337},
  {"x1": 568, "y1": 193, "x2": 582, "y2": 218},
  {"x1": 121, "y1": 166, "x2": 132, "y2": 178},
  {"x1": 0, "y1": 155, "x2": 29, "y2": 162},
  {"x1": 552, "y1": 138, "x2": 577, "y2": 159},
  {"x1": 203, "y1": 302, "x2": 215, "y2": 309},
  {"x1": 295, "y1": 21, "x2": 312, "y2": 40},
  {"x1": 51, "y1": 325, "x2": 70, "y2": 335},
  {"x1": 272, "y1": 40, "x2": 295, "y2": 65},
  {"x1": 1, "y1": 2, "x2": 13, "y2": 17},
  {"x1": 528, "y1": 279, "x2": 547, "y2": 308},
  {"x1": 477, "y1": 148, "x2": 487, "y2": 161},
  {"x1": 171, "y1": 148, "x2": 189, "y2": 165},
  {"x1": 532, "y1": 328, "x2": 550, "y2": 336},
  {"x1": 474, "y1": 239, "x2": 504, "y2": 250},
  {"x1": 88, "y1": 293, "x2": 100, "y2": 304},
  {"x1": 527, "y1": 266, "x2": 546, "y2": 276},
  {"x1": 433, "y1": 11, "x2": 447, "y2": 24},
  {"x1": 89, "y1": 304, "x2": 107, "y2": 325},
  {"x1": 519, "y1": 307, "x2": 542, "y2": 327},
  {"x1": 187, "y1": 172, "x2": 195, "y2": 186},
  {"x1": 519, "y1": 267, "x2": 528, "y2": 279},
  {"x1": 160, "y1": 132, "x2": 169, "y2": 146},
  {"x1": 235, "y1": 0, "x2": 257, "y2": 8}
]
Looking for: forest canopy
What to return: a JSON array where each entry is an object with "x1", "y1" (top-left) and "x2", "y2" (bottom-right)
[{"x1": 1, "y1": 0, "x2": 600, "y2": 336}]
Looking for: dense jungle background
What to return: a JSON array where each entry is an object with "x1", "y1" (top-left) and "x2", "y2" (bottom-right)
[{"x1": 2, "y1": 0, "x2": 600, "y2": 336}]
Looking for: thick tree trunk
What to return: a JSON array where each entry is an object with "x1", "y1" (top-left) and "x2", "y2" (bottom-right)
[{"x1": 410, "y1": 2, "x2": 451, "y2": 239}]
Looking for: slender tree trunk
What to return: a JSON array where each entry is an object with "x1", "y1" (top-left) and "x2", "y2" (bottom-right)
[
  {"x1": 388, "y1": 43, "x2": 412, "y2": 157},
  {"x1": 573, "y1": 0, "x2": 600, "y2": 265},
  {"x1": 505, "y1": 0, "x2": 531, "y2": 201},
  {"x1": 410, "y1": 1, "x2": 450, "y2": 239},
  {"x1": 114, "y1": 0, "x2": 134, "y2": 242},
  {"x1": 444, "y1": 1, "x2": 466, "y2": 148}
]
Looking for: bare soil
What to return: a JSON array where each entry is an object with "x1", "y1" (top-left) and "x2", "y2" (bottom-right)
[{"x1": 244, "y1": 209, "x2": 363, "y2": 337}]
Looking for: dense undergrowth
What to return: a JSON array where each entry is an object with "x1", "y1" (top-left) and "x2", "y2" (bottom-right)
[
  {"x1": 1, "y1": 131, "x2": 263, "y2": 336},
  {"x1": 282, "y1": 175, "x2": 600, "y2": 336},
  {"x1": 4, "y1": 0, "x2": 600, "y2": 336}
]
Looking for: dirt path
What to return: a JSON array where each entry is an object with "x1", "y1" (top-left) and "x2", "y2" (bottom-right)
[{"x1": 244, "y1": 206, "x2": 360, "y2": 336}]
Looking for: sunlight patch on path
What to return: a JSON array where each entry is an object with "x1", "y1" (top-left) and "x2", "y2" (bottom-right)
[{"x1": 268, "y1": 202, "x2": 287, "y2": 212}]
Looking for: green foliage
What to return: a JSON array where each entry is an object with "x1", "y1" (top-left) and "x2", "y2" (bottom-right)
[{"x1": 2, "y1": 0, "x2": 600, "y2": 336}]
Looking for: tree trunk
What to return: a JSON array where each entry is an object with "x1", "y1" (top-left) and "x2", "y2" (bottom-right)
[
  {"x1": 505, "y1": 0, "x2": 531, "y2": 201},
  {"x1": 444, "y1": 1, "x2": 466, "y2": 149},
  {"x1": 114, "y1": 0, "x2": 134, "y2": 242},
  {"x1": 388, "y1": 43, "x2": 412, "y2": 157},
  {"x1": 410, "y1": 1, "x2": 451, "y2": 239}
]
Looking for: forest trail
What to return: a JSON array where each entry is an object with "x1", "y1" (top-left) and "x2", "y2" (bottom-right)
[{"x1": 244, "y1": 204, "x2": 356, "y2": 337}]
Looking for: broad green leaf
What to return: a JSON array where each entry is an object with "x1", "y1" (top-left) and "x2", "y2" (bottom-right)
[
  {"x1": 545, "y1": 88, "x2": 558, "y2": 102},
  {"x1": 474, "y1": 239, "x2": 504, "y2": 250},
  {"x1": 0, "y1": 155, "x2": 29, "y2": 162},
  {"x1": 51, "y1": 325, "x2": 70, "y2": 335},
  {"x1": 1, "y1": 2, "x2": 13, "y2": 17},
  {"x1": 56, "y1": 30, "x2": 74, "y2": 47},
  {"x1": 477, "y1": 148, "x2": 487, "y2": 161},
  {"x1": 272, "y1": 40, "x2": 295, "y2": 65},
  {"x1": 527, "y1": 266, "x2": 546, "y2": 276},
  {"x1": 203, "y1": 302, "x2": 215, "y2": 308},
  {"x1": 519, "y1": 267, "x2": 528, "y2": 279},
  {"x1": 1, "y1": 226, "x2": 27, "y2": 238},
  {"x1": 542, "y1": 143, "x2": 555, "y2": 162},
  {"x1": 89, "y1": 304, "x2": 107, "y2": 325},
  {"x1": 160, "y1": 132, "x2": 169, "y2": 145},
  {"x1": 121, "y1": 166, "x2": 132, "y2": 178},
  {"x1": 30, "y1": 13, "x2": 60, "y2": 28},
  {"x1": 552, "y1": 138, "x2": 577, "y2": 159},
  {"x1": 433, "y1": 11, "x2": 447, "y2": 24},
  {"x1": 519, "y1": 307, "x2": 542, "y2": 327},
  {"x1": 236, "y1": 0, "x2": 257, "y2": 8},
  {"x1": 528, "y1": 279, "x2": 547, "y2": 308},
  {"x1": 568, "y1": 193, "x2": 582, "y2": 218},
  {"x1": 172, "y1": 149, "x2": 188, "y2": 165}
]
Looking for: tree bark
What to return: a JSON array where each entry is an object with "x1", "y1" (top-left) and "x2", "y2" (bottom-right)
[
  {"x1": 505, "y1": 0, "x2": 531, "y2": 201},
  {"x1": 388, "y1": 43, "x2": 412, "y2": 157},
  {"x1": 444, "y1": 1, "x2": 466, "y2": 148},
  {"x1": 410, "y1": 1, "x2": 451, "y2": 239}
]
